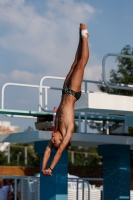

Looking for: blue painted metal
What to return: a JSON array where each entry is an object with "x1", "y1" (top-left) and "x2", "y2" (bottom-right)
[
  {"x1": 0, "y1": 108, "x2": 54, "y2": 116},
  {"x1": 0, "y1": 108, "x2": 125, "y2": 122},
  {"x1": 98, "y1": 145, "x2": 130, "y2": 200},
  {"x1": 34, "y1": 141, "x2": 68, "y2": 200}
]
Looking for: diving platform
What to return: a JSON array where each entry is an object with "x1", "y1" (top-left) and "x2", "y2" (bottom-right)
[
  {"x1": 0, "y1": 108, "x2": 124, "y2": 122},
  {"x1": 0, "y1": 130, "x2": 133, "y2": 149},
  {"x1": 75, "y1": 92, "x2": 133, "y2": 116},
  {"x1": 0, "y1": 109, "x2": 54, "y2": 117}
]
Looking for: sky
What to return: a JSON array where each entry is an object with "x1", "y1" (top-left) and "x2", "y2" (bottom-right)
[{"x1": 0, "y1": 0, "x2": 133, "y2": 131}]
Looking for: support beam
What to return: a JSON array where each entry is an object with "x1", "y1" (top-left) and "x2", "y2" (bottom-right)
[
  {"x1": 34, "y1": 141, "x2": 68, "y2": 200},
  {"x1": 98, "y1": 144, "x2": 130, "y2": 200}
]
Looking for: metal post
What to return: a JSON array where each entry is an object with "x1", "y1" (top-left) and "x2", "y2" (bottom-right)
[
  {"x1": 101, "y1": 121, "x2": 103, "y2": 134},
  {"x1": 21, "y1": 178, "x2": 23, "y2": 200},
  {"x1": 78, "y1": 113, "x2": 81, "y2": 133},
  {"x1": 71, "y1": 151, "x2": 74, "y2": 164},
  {"x1": 106, "y1": 121, "x2": 109, "y2": 135},
  {"x1": 82, "y1": 180, "x2": 85, "y2": 200},
  {"x1": 76, "y1": 179, "x2": 79, "y2": 200},
  {"x1": 45, "y1": 88, "x2": 48, "y2": 110},
  {"x1": 14, "y1": 178, "x2": 17, "y2": 200},
  {"x1": 84, "y1": 113, "x2": 87, "y2": 133},
  {"x1": 7, "y1": 144, "x2": 10, "y2": 164},
  {"x1": 84, "y1": 81, "x2": 87, "y2": 92},
  {"x1": 25, "y1": 147, "x2": 27, "y2": 166}
]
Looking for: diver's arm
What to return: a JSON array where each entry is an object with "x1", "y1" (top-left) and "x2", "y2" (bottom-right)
[
  {"x1": 50, "y1": 132, "x2": 72, "y2": 170},
  {"x1": 42, "y1": 140, "x2": 53, "y2": 173}
]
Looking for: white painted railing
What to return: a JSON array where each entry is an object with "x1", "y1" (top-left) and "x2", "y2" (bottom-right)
[
  {"x1": 1, "y1": 77, "x2": 103, "y2": 113},
  {"x1": 102, "y1": 53, "x2": 133, "y2": 91},
  {"x1": 0, "y1": 175, "x2": 103, "y2": 200},
  {"x1": 0, "y1": 76, "x2": 125, "y2": 134},
  {"x1": 0, "y1": 175, "x2": 40, "y2": 200}
]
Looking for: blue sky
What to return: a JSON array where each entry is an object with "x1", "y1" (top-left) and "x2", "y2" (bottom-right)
[{"x1": 0, "y1": 0, "x2": 133, "y2": 131}]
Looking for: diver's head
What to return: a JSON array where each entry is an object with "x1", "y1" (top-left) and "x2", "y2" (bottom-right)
[
  {"x1": 51, "y1": 132, "x2": 71, "y2": 150},
  {"x1": 51, "y1": 131, "x2": 63, "y2": 149}
]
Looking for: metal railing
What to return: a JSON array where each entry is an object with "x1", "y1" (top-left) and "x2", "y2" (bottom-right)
[
  {"x1": 102, "y1": 53, "x2": 133, "y2": 91},
  {"x1": 1, "y1": 76, "x2": 103, "y2": 117},
  {"x1": 68, "y1": 177, "x2": 103, "y2": 200},
  {"x1": 0, "y1": 175, "x2": 103, "y2": 200},
  {"x1": 0, "y1": 175, "x2": 40, "y2": 200},
  {"x1": 2, "y1": 53, "x2": 133, "y2": 117},
  {"x1": 0, "y1": 75, "x2": 126, "y2": 134}
]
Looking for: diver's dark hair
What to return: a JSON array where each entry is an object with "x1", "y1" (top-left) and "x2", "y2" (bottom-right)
[{"x1": 53, "y1": 142, "x2": 71, "y2": 151}]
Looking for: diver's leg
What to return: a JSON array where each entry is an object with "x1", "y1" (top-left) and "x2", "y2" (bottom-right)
[
  {"x1": 69, "y1": 23, "x2": 89, "y2": 92},
  {"x1": 63, "y1": 25, "x2": 83, "y2": 87}
]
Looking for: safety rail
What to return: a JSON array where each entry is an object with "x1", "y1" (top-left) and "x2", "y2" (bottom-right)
[
  {"x1": 68, "y1": 177, "x2": 103, "y2": 200},
  {"x1": 1, "y1": 82, "x2": 62, "y2": 118},
  {"x1": 1, "y1": 77, "x2": 104, "y2": 112},
  {"x1": 0, "y1": 175, "x2": 103, "y2": 200},
  {"x1": 102, "y1": 53, "x2": 133, "y2": 91},
  {"x1": 1, "y1": 76, "x2": 103, "y2": 118},
  {"x1": 0, "y1": 76, "x2": 126, "y2": 134},
  {"x1": 0, "y1": 175, "x2": 40, "y2": 200},
  {"x1": 39, "y1": 76, "x2": 104, "y2": 112}
]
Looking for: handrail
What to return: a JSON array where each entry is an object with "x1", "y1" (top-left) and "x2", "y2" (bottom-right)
[
  {"x1": 102, "y1": 53, "x2": 133, "y2": 90},
  {"x1": 0, "y1": 175, "x2": 103, "y2": 200},
  {"x1": 1, "y1": 77, "x2": 103, "y2": 115},
  {"x1": 39, "y1": 76, "x2": 104, "y2": 111},
  {"x1": 1, "y1": 82, "x2": 62, "y2": 118},
  {"x1": 0, "y1": 175, "x2": 40, "y2": 200},
  {"x1": 1, "y1": 83, "x2": 40, "y2": 118},
  {"x1": 39, "y1": 76, "x2": 65, "y2": 111}
]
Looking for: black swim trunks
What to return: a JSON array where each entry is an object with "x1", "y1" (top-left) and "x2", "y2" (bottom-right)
[{"x1": 62, "y1": 85, "x2": 81, "y2": 101}]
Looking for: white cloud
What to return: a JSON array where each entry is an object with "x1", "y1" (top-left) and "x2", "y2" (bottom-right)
[
  {"x1": 0, "y1": 0, "x2": 97, "y2": 74},
  {"x1": 10, "y1": 70, "x2": 42, "y2": 83},
  {"x1": 84, "y1": 65, "x2": 102, "y2": 81},
  {"x1": 0, "y1": 70, "x2": 43, "y2": 84}
]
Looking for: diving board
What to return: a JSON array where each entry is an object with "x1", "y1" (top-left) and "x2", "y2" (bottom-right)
[
  {"x1": 0, "y1": 108, "x2": 124, "y2": 122},
  {"x1": 75, "y1": 92, "x2": 133, "y2": 116},
  {"x1": 0, "y1": 109, "x2": 54, "y2": 117}
]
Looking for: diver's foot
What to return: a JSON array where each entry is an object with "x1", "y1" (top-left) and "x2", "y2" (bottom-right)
[{"x1": 80, "y1": 23, "x2": 89, "y2": 39}]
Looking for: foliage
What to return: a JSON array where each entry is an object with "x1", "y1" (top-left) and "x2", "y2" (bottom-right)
[
  {"x1": 98, "y1": 45, "x2": 133, "y2": 96},
  {"x1": 68, "y1": 146, "x2": 101, "y2": 167},
  {"x1": 0, "y1": 137, "x2": 39, "y2": 167},
  {"x1": 9, "y1": 143, "x2": 40, "y2": 167},
  {"x1": 0, "y1": 151, "x2": 8, "y2": 165}
]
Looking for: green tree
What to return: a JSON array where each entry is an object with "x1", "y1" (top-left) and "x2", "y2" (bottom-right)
[
  {"x1": 0, "y1": 151, "x2": 8, "y2": 165},
  {"x1": 68, "y1": 146, "x2": 101, "y2": 166},
  {"x1": 8, "y1": 143, "x2": 39, "y2": 167},
  {"x1": 98, "y1": 45, "x2": 133, "y2": 96}
]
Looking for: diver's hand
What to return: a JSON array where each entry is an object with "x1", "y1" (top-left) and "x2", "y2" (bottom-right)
[{"x1": 42, "y1": 168, "x2": 52, "y2": 176}]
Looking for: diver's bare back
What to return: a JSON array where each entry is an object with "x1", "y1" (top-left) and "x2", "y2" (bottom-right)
[{"x1": 55, "y1": 94, "x2": 76, "y2": 135}]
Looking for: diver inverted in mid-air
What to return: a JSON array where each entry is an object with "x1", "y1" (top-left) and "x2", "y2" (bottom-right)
[{"x1": 42, "y1": 23, "x2": 89, "y2": 176}]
